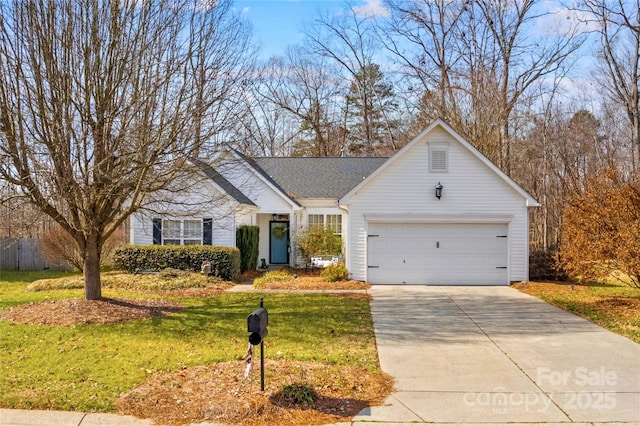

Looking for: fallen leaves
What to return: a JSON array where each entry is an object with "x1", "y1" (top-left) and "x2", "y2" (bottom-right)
[
  {"x1": 0, "y1": 298, "x2": 183, "y2": 326},
  {"x1": 116, "y1": 359, "x2": 393, "y2": 426}
]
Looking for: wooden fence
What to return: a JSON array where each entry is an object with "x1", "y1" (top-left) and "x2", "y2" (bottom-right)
[{"x1": 0, "y1": 237, "x2": 71, "y2": 271}]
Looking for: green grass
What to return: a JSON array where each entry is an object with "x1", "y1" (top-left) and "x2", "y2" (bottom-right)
[
  {"x1": 0, "y1": 270, "x2": 377, "y2": 412},
  {"x1": 518, "y1": 280, "x2": 640, "y2": 343}
]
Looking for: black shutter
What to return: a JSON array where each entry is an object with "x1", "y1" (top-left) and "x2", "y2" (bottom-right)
[
  {"x1": 152, "y1": 218, "x2": 162, "y2": 245},
  {"x1": 203, "y1": 218, "x2": 213, "y2": 245}
]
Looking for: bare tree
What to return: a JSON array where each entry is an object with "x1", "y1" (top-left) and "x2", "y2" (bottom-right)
[
  {"x1": 474, "y1": 0, "x2": 584, "y2": 172},
  {"x1": 307, "y1": 7, "x2": 400, "y2": 154},
  {"x1": 258, "y1": 48, "x2": 347, "y2": 156},
  {"x1": 231, "y1": 78, "x2": 301, "y2": 157},
  {"x1": 383, "y1": 0, "x2": 468, "y2": 127},
  {"x1": 383, "y1": 0, "x2": 583, "y2": 170},
  {"x1": 0, "y1": 0, "x2": 253, "y2": 300},
  {"x1": 579, "y1": 0, "x2": 640, "y2": 171}
]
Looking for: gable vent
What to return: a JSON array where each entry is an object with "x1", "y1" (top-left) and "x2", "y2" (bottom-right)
[{"x1": 430, "y1": 150, "x2": 448, "y2": 172}]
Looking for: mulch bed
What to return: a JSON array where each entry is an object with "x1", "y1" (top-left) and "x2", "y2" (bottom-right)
[
  {"x1": 0, "y1": 298, "x2": 183, "y2": 326},
  {"x1": 116, "y1": 359, "x2": 393, "y2": 426}
]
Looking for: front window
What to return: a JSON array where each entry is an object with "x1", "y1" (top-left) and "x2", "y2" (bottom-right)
[
  {"x1": 307, "y1": 214, "x2": 342, "y2": 236},
  {"x1": 326, "y1": 214, "x2": 342, "y2": 236},
  {"x1": 163, "y1": 220, "x2": 182, "y2": 245},
  {"x1": 308, "y1": 214, "x2": 324, "y2": 229},
  {"x1": 162, "y1": 219, "x2": 202, "y2": 245},
  {"x1": 183, "y1": 220, "x2": 202, "y2": 245}
]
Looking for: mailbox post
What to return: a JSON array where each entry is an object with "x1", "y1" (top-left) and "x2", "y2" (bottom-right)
[{"x1": 247, "y1": 296, "x2": 268, "y2": 391}]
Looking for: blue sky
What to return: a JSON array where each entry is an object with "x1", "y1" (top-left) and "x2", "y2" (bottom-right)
[
  {"x1": 232, "y1": 0, "x2": 598, "y2": 101},
  {"x1": 233, "y1": 0, "x2": 385, "y2": 59}
]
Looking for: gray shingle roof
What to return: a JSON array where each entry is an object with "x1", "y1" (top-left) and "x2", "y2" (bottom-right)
[
  {"x1": 190, "y1": 158, "x2": 256, "y2": 206},
  {"x1": 253, "y1": 157, "x2": 388, "y2": 199}
]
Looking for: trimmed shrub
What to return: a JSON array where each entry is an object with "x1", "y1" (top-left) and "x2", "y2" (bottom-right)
[
  {"x1": 113, "y1": 245, "x2": 240, "y2": 280},
  {"x1": 236, "y1": 225, "x2": 259, "y2": 273},
  {"x1": 320, "y1": 262, "x2": 349, "y2": 282}
]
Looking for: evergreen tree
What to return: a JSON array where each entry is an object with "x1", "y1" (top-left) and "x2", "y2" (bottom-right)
[{"x1": 345, "y1": 64, "x2": 399, "y2": 155}]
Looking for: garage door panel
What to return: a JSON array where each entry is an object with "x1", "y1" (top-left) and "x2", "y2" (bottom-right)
[{"x1": 367, "y1": 223, "x2": 508, "y2": 285}]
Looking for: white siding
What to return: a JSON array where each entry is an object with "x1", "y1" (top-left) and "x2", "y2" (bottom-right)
[
  {"x1": 130, "y1": 177, "x2": 238, "y2": 247},
  {"x1": 345, "y1": 126, "x2": 531, "y2": 283},
  {"x1": 217, "y1": 154, "x2": 295, "y2": 213}
]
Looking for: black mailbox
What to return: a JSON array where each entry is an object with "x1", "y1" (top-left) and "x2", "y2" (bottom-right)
[{"x1": 247, "y1": 307, "x2": 268, "y2": 345}]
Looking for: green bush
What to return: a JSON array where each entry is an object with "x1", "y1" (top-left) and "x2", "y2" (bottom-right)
[
  {"x1": 296, "y1": 227, "x2": 342, "y2": 257},
  {"x1": 281, "y1": 383, "x2": 316, "y2": 406},
  {"x1": 113, "y1": 245, "x2": 240, "y2": 280},
  {"x1": 321, "y1": 263, "x2": 349, "y2": 282},
  {"x1": 236, "y1": 225, "x2": 259, "y2": 273}
]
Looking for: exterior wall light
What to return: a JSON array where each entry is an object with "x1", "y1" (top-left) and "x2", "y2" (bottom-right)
[{"x1": 435, "y1": 182, "x2": 443, "y2": 199}]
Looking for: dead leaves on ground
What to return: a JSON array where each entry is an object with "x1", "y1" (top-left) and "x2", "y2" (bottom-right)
[
  {"x1": 117, "y1": 360, "x2": 393, "y2": 426},
  {"x1": 0, "y1": 298, "x2": 183, "y2": 326}
]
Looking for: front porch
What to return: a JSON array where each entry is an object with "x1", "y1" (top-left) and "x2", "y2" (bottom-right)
[{"x1": 254, "y1": 212, "x2": 300, "y2": 269}]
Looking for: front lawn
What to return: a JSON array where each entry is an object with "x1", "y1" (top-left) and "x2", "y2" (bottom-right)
[
  {"x1": 513, "y1": 281, "x2": 640, "y2": 343},
  {"x1": 0, "y1": 270, "x2": 388, "y2": 425}
]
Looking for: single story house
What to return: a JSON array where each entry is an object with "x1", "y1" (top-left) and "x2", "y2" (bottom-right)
[{"x1": 130, "y1": 120, "x2": 539, "y2": 285}]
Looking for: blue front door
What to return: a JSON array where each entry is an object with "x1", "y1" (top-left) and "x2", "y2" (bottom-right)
[{"x1": 270, "y1": 221, "x2": 289, "y2": 264}]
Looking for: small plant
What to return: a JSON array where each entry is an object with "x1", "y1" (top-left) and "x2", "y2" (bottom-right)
[
  {"x1": 157, "y1": 268, "x2": 189, "y2": 279},
  {"x1": 281, "y1": 382, "x2": 316, "y2": 406},
  {"x1": 321, "y1": 262, "x2": 348, "y2": 282},
  {"x1": 253, "y1": 269, "x2": 294, "y2": 288}
]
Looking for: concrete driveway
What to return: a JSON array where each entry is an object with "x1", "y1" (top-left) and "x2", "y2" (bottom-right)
[{"x1": 354, "y1": 286, "x2": 640, "y2": 424}]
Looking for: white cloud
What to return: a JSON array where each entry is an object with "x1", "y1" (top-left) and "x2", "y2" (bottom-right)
[
  {"x1": 353, "y1": 0, "x2": 390, "y2": 18},
  {"x1": 535, "y1": 1, "x2": 599, "y2": 37}
]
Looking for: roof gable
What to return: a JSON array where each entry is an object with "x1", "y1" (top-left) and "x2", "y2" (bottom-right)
[
  {"x1": 190, "y1": 158, "x2": 256, "y2": 206},
  {"x1": 339, "y1": 120, "x2": 539, "y2": 207}
]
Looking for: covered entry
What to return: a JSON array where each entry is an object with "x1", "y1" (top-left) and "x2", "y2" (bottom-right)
[{"x1": 366, "y1": 222, "x2": 509, "y2": 285}]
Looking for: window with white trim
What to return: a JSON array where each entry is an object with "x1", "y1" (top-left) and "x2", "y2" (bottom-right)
[
  {"x1": 162, "y1": 219, "x2": 202, "y2": 245},
  {"x1": 307, "y1": 214, "x2": 342, "y2": 236},
  {"x1": 326, "y1": 214, "x2": 342, "y2": 236},
  {"x1": 182, "y1": 220, "x2": 202, "y2": 245},
  {"x1": 308, "y1": 214, "x2": 324, "y2": 229}
]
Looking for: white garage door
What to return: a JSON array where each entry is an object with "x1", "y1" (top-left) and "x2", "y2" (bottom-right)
[{"x1": 367, "y1": 223, "x2": 508, "y2": 285}]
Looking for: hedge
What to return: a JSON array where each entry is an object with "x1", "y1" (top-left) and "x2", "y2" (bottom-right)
[{"x1": 113, "y1": 245, "x2": 241, "y2": 280}]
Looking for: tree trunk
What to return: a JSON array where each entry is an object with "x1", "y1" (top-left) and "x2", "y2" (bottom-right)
[
  {"x1": 633, "y1": 113, "x2": 640, "y2": 173},
  {"x1": 83, "y1": 234, "x2": 102, "y2": 300}
]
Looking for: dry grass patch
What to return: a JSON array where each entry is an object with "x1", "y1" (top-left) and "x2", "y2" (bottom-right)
[{"x1": 117, "y1": 359, "x2": 393, "y2": 426}]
